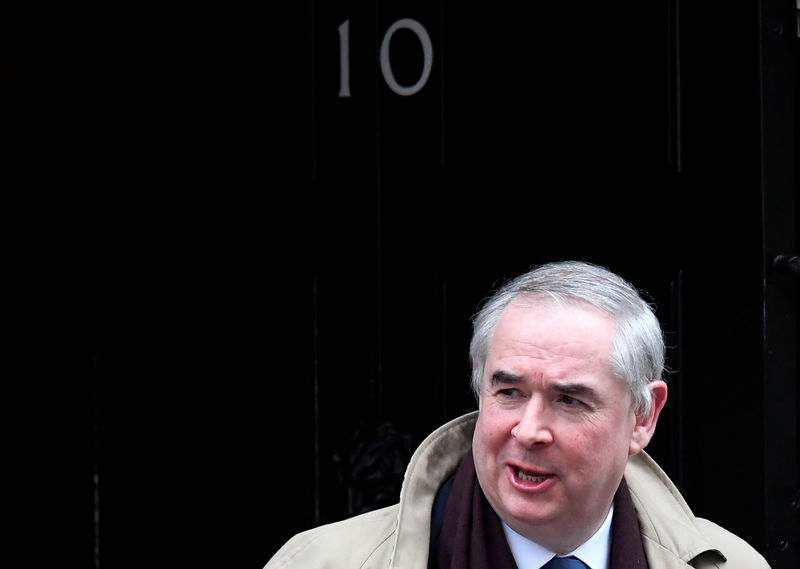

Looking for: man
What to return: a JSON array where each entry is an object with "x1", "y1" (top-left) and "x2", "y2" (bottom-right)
[{"x1": 266, "y1": 261, "x2": 770, "y2": 568}]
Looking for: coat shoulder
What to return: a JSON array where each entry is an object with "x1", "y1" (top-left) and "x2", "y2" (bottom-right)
[
  {"x1": 626, "y1": 453, "x2": 771, "y2": 568},
  {"x1": 265, "y1": 504, "x2": 399, "y2": 569}
]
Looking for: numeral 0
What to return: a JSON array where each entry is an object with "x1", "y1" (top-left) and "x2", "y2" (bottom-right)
[{"x1": 338, "y1": 18, "x2": 434, "y2": 97}]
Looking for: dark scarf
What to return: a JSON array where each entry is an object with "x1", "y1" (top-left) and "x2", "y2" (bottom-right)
[{"x1": 433, "y1": 450, "x2": 648, "y2": 569}]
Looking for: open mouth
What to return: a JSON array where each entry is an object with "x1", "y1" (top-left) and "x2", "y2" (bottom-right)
[
  {"x1": 514, "y1": 467, "x2": 552, "y2": 483},
  {"x1": 506, "y1": 464, "x2": 555, "y2": 492}
]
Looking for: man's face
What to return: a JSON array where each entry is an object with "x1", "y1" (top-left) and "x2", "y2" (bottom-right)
[{"x1": 472, "y1": 297, "x2": 641, "y2": 553}]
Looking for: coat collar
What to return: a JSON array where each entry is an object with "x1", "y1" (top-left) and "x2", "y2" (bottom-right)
[
  {"x1": 624, "y1": 452, "x2": 725, "y2": 567},
  {"x1": 390, "y1": 413, "x2": 475, "y2": 568}
]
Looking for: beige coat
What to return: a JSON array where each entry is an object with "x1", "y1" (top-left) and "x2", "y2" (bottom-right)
[{"x1": 266, "y1": 412, "x2": 770, "y2": 569}]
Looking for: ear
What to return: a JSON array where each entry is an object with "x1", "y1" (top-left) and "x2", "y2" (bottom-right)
[{"x1": 628, "y1": 380, "x2": 668, "y2": 456}]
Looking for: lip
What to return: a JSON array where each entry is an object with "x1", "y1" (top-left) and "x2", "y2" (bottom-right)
[{"x1": 505, "y1": 464, "x2": 557, "y2": 492}]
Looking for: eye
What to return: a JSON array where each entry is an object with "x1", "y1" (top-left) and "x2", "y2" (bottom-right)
[
  {"x1": 557, "y1": 394, "x2": 582, "y2": 406},
  {"x1": 497, "y1": 388, "x2": 522, "y2": 399}
]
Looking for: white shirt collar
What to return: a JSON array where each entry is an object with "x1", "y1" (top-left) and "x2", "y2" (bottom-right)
[{"x1": 501, "y1": 504, "x2": 613, "y2": 569}]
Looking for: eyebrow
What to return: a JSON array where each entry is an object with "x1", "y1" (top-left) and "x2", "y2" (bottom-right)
[
  {"x1": 551, "y1": 381, "x2": 599, "y2": 402},
  {"x1": 490, "y1": 371, "x2": 600, "y2": 401},
  {"x1": 490, "y1": 371, "x2": 524, "y2": 385}
]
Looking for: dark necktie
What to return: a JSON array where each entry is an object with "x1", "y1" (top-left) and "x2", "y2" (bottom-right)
[{"x1": 541, "y1": 556, "x2": 589, "y2": 569}]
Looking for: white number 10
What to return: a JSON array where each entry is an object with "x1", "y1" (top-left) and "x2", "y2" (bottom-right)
[{"x1": 338, "y1": 18, "x2": 434, "y2": 98}]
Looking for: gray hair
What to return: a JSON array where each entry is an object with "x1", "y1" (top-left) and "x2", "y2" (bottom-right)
[{"x1": 469, "y1": 260, "x2": 665, "y2": 417}]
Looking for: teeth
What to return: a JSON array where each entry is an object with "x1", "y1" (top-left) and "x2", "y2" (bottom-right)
[{"x1": 516, "y1": 468, "x2": 548, "y2": 482}]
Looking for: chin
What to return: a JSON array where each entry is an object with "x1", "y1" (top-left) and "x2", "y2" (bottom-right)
[{"x1": 503, "y1": 500, "x2": 559, "y2": 528}]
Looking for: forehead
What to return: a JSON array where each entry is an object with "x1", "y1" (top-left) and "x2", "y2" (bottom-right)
[{"x1": 488, "y1": 296, "x2": 615, "y2": 371}]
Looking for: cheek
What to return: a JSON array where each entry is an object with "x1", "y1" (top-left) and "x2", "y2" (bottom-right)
[
  {"x1": 474, "y1": 413, "x2": 506, "y2": 459},
  {"x1": 561, "y1": 429, "x2": 598, "y2": 463},
  {"x1": 562, "y1": 421, "x2": 627, "y2": 466}
]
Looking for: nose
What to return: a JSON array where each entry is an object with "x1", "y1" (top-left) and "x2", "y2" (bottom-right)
[{"x1": 510, "y1": 399, "x2": 553, "y2": 447}]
